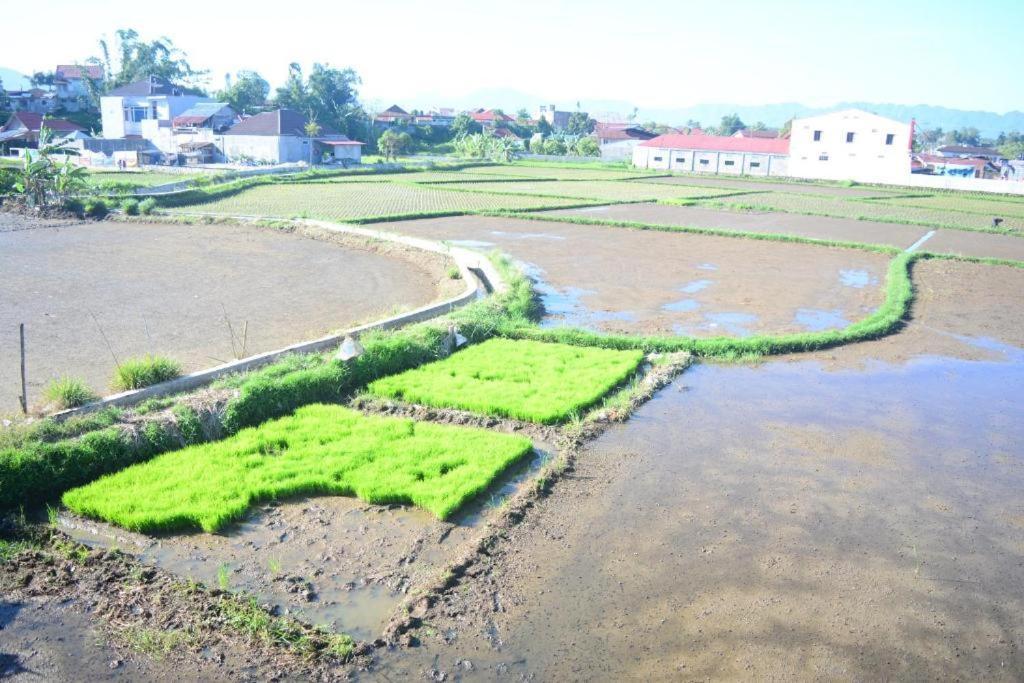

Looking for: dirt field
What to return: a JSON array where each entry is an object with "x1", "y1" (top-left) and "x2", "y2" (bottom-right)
[
  {"x1": 375, "y1": 214, "x2": 890, "y2": 338},
  {"x1": 0, "y1": 215, "x2": 457, "y2": 412},
  {"x1": 371, "y1": 259, "x2": 1024, "y2": 680}
]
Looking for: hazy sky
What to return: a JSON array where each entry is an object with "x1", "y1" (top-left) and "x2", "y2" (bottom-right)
[{"x1": 2, "y1": 0, "x2": 1022, "y2": 113}]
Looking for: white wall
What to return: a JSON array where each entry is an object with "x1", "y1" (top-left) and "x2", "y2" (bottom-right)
[
  {"x1": 633, "y1": 146, "x2": 788, "y2": 176},
  {"x1": 789, "y1": 109, "x2": 910, "y2": 184}
]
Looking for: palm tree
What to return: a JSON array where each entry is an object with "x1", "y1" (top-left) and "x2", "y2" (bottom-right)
[{"x1": 304, "y1": 120, "x2": 322, "y2": 165}]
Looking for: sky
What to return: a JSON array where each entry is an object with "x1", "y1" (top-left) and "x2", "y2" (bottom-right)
[{"x1": 2, "y1": 0, "x2": 1022, "y2": 114}]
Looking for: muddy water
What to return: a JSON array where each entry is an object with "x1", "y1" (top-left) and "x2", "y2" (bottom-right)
[
  {"x1": 62, "y1": 446, "x2": 553, "y2": 642},
  {"x1": 373, "y1": 346, "x2": 1024, "y2": 679}
]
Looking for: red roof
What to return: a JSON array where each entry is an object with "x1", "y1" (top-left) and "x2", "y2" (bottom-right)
[
  {"x1": 640, "y1": 133, "x2": 789, "y2": 155},
  {"x1": 55, "y1": 64, "x2": 104, "y2": 80},
  {"x1": 2, "y1": 112, "x2": 85, "y2": 133},
  {"x1": 470, "y1": 109, "x2": 513, "y2": 123},
  {"x1": 595, "y1": 123, "x2": 656, "y2": 141},
  {"x1": 917, "y1": 154, "x2": 989, "y2": 168}
]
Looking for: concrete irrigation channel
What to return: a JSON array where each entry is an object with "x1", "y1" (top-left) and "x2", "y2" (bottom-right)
[
  {"x1": 373, "y1": 214, "x2": 891, "y2": 337},
  {"x1": 0, "y1": 214, "x2": 463, "y2": 413}
]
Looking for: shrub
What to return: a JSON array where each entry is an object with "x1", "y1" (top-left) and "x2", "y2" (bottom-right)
[
  {"x1": 447, "y1": 265, "x2": 462, "y2": 279},
  {"x1": 83, "y1": 198, "x2": 108, "y2": 218},
  {"x1": 62, "y1": 197, "x2": 85, "y2": 216},
  {"x1": 121, "y1": 198, "x2": 140, "y2": 215},
  {"x1": 139, "y1": 197, "x2": 157, "y2": 215},
  {"x1": 111, "y1": 355, "x2": 182, "y2": 392},
  {"x1": 44, "y1": 377, "x2": 99, "y2": 409}
]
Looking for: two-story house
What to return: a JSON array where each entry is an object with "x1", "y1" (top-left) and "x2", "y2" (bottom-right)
[{"x1": 100, "y1": 76, "x2": 214, "y2": 152}]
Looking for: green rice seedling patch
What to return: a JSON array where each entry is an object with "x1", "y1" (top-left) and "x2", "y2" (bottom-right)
[
  {"x1": 867, "y1": 193, "x2": 1024, "y2": 220},
  {"x1": 62, "y1": 404, "x2": 533, "y2": 532},
  {"x1": 168, "y1": 181, "x2": 584, "y2": 221},
  {"x1": 694, "y1": 192, "x2": 1024, "y2": 233},
  {"x1": 442, "y1": 180, "x2": 744, "y2": 202},
  {"x1": 368, "y1": 338, "x2": 644, "y2": 424},
  {"x1": 85, "y1": 171, "x2": 200, "y2": 189}
]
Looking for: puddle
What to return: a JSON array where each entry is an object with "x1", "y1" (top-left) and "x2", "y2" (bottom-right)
[
  {"x1": 703, "y1": 311, "x2": 757, "y2": 336},
  {"x1": 697, "y1": 263, "x2": 718, "y2": 271},
  {"x1": 518, "y1": 260, "x2": 637, "y2": 331},
  {"x1": 662, "y1": 298, "x2": 700, "y2": 313},
  {"x1": 679, "y1": 279, "x2": 713, "y2": 293},
  {"x1": 948, "y1": 333, "x2": 1024, "y2": 361},
  {"x1": 794, "y1": 307, "x2": 849, "y2": 331},
  {"x1": 378, "y1": 349, "x2": 1024, "y2": 679},
  {"x1": 489, "y1": 231, "x2": 566, "y2": 241},
  {"x1": 571, "y1": 205, "x2": 611, "y2": 213},
  {"x1": 839, "y1": 268, "x2": 877, "y2": 288}
]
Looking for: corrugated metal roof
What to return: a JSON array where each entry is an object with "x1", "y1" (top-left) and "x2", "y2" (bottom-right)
[{"x1": 640, "y1": 133, "x2": 789, "y2": 154}]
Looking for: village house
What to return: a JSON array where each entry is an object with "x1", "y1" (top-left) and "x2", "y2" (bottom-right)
[
  {"x1": 100, "y1": 76, "x2": 214, "y2": 146},
  {"x1": 470, "y1": 109, "x2": 514, "y2": 127},
  {"x1": 219, "y1": 108, "x2": 362, "y2": 165},
  {"x1": 534, "y1": 104, "x2": 571, "y2": 129},
  {"x1": 934, "y1": 144, "x2": 1003, "y2": 162},
  {"x1": 595, "y1": 122, "x2": 656, "y2": 161},
  {"x1": 373, "y1": 105, "x2": 413, "y2": 127},
  {"x1": 632, "y1": 132, "x2": 790, "y2": 176},
  {"x1": 787, "y1": 109, "x2": 911, "y2": 183},
  {"x1": 53, "y1": 64, "x2": 104, "y2": 111},
  {"x1": 914, "y1": 153, "x2": 1000, "y2": 179},
  {"x1": 5, "y1": 88, "x2": 56, "y2": 114},
  {"x1": 0, "y1": 112, "x2": 86, "y2": 153}
]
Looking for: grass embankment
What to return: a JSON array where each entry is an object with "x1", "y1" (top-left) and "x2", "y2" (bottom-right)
[
  {"x1": 368, "y1": 338, "x2": 644, "y2": 424},
  {"x1": 62, "y1": 403, "x2": 533, "y2": 532}
]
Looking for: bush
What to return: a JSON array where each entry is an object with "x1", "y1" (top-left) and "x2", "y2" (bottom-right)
[
  {"x1": 83, "y1": 198, "x2": 108, "y2": 218},
  {"x1": 62, "y1": 197, "x2": 85, "y2": 216},
  {"x1": 121, "y1": 198, "x2": 140, "y2": 215},
  {"x1": 44, "y1": 377, "x2": 99, "y2": 409},
  {"x1": 139, "y1": 197, "x2": 157, "y2": 215},
  {"x1": 111, "y1": 355, "x2": 182, "y2": 392}
]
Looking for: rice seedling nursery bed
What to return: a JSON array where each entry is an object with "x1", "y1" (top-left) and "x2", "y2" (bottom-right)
[
  {"x1": 443, "y1": 179, "x2": 746, "y2": 202},
  {"x1": 694, "y1": 191, "x2": 1024, "y2": 232},
  {"x1": 471, "y1": 164, "x2": 656, "y2": 181},
  {"x1": 368, "y1": 338, "x2": 645, "y2": 424},
  {"x1": 62, "y1": 403, "x2": 533, "y2": 532},
  {"x1": 168, "y1": 181, "x2": 588, "y2": 221},
  {"x1": 867, "y1": 193, "x2": 1024, "y2": 219}
]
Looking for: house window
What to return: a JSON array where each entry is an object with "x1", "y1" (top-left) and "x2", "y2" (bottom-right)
[
  {"x1": 124, "y1": 106, "x2": 149, "y2": 122},
  {"x1": 885, "y1": 133, "x2": 895, "y2": 145},
  {"x1": 698, "y1": 159, "x2": 710, "y2": 165},
  {"x1": 675, "y1": 157, "x2": 685, "y2": 163},
  {"x1": 818, "y1": 154, "x2": 829, "y2": 161},
  {"x1": 846, "y1": 132, "x2": 855, "y2": 143},
  {"x1": 813, "y1": 130, "x2": 822, "y2": 141},
  {"x1": 723, "y1": 160, "x2": 735, "y2": 166},
  {"x1": 653, "y1": 156, "x2": 663, "y2": 162},
  {"x1": 750, "y1": 161, "x2": 761, "y2": 168}
]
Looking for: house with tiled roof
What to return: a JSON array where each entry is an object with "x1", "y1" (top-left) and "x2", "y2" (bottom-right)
[
  {"x1": 595, "y1": 123, "x2": 657, "y2": 161},
  {"x1": 633, "y1": 132, "x2": 790, "y2": 176},
  {"x1": 100, "y1": 76, "x2": 215, "y2": 148},
  {"x1": 0, "y1": 112, "x2": 86, "y2": 151},
  {"x1": 222, "y1": 109, "x2": 362, "y2": 164},
  {"x1": 470, "y1": 109, "x2": 514, "y2": 125},
  {"x1": 54, "y1": 64, "x2": 104, "y2": 109},
  {"x1": 374, "y1": 105, "x2": 413, "y2": 126}
]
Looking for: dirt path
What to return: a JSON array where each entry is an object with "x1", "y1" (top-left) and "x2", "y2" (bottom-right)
[
  {"x1": 0, "y1": 216, "x2": 457, "y2": 413},
  {"x1": 375, "y1": 215, "x2": 890, "y2": 339},
  {"x1": 367, "y1": 259, "x2": 1024, "y2": 680}
]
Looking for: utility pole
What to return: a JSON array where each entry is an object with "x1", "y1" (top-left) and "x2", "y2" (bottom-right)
[{"x1": 19, "y1": 323, "x2": 27, "y2": 414}]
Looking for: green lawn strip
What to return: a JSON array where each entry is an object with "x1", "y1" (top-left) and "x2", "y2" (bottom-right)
[
  {"x1": 62, "y1": 403, "x2": 533, "y2": 532},
  {"x1": 483, "y1": 209, "x2": 902, "y2": 255},
  {"x1": 368, "y1": 338, "x2": 644, "y2": 424},
  {"x1": 683, "y1": 193, "x2": 1024, "y2": 236},
  {"x1": 860, "y1": 193, "x2": 1024, "y2": 220}
]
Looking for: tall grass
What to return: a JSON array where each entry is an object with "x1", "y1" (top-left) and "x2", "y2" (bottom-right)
[
  {"x1": 111, "y1": 355, "x2": 182, "y2": 392},
  {"x1": 44, "y1": 377, "x2": 98, "y2": 409}
]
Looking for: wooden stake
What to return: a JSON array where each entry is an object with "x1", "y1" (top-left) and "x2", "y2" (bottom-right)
[{"x1": 19, "y1": 323, "x2": 27, "y2": 414}]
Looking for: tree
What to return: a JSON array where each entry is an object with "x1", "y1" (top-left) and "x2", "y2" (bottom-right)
[
  {"x1": 451, "y1": 113, "x2": 481, "y2": 138},
  {"x1": 537, "y1": 117, "x2": 552, "y2": 136},
  {"x1": 13, "y1": 128, "x2": 86, "y2": 207},
  {"x1": 943, "y1": 127, "x2": 981, "y2": 146},
  {"x1": 685, "y1": 119, "x2": 701, "y2": 129},
  {"x1": 275, "y1": 63, "x2": 363, "y2": 138},
  {"x1": 95, "y1": 28, "x2": 207, "y2": 92},
  {"x1": 31, "y1": 72, "x2": 56, "y2": 88},
  {"x1": 566, "y1": 111, "x2": 595, "y2": 136},
  {"x1": 218, "y1": 71, "x2": 269, "y2": 115},
  {"x1": 516, "y1": 108, "x2": 530, "y2": 123},
  {"x1": 541, "y1": 138, "x2": 566, "y2": 155},
  {"x1": 718, "y1": 113, "x2": 745, "y2": 136},
  {"x1": 378, "y1": 129, "x2": 412, "y2": 161},
  {"x1": 0, "y1": 78, "x2": 9, "y2": 112},
  {"x1": 574, "y1": 137, "x2": 600, "y2": 156},
  {"x1": 453, "y1": 132, "x2": 519, "y2": 162},
  {"x1": 304, "y1": 120, "x2": 321, "y2": 164}
]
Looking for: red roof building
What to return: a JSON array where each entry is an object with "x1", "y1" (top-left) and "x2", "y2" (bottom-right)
[
  {"x1": 634, "y1": 133, "x2": 789, "y2": 176},
  {"x1": 639, "y1": 133, "x2": 790, "y2": 155},
  {"x1": 470, "y1": 109, "x2": 513, "y2": 124},
  {"x1": 0, "y1": 112, "x2": 86, "y2": 149}
]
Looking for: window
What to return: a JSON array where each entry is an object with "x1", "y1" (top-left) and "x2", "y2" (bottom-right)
[
  {"x1": 813, "y1": 130, "x2": 822, "y2": 141},
  {"x1": 698, "y1": 159, "x2": 710, "y2": 165},
  {"x1": 846, "y1": 132, "x2": 855, "y2": 143},
  {"x1": 653, "y1": 156, "x2": 663, "y2": 162},
  {"x1": 750, "y1": 161, "x2": 761, "y2": 168},
  {"x1": 124, "y1": 106, "x2": 149, "y2": 123},
  {"x1": 885, "y1": 133, "x2": 895, "y2": 145},
  {"x1": 723, "y1": 160, "x2": 735, "y2": 166},
  {"x1": 675, "y1": 157, "x2": 685, "y2": 163},
  {"x1": 818, "y1": 154, "x2": 829, "y2": 161}
]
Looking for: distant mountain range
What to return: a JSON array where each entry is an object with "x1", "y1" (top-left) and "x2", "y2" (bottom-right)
[
  {"x1": 404, "y1": 88, "x2": 1024, "y2": 138},
  {"x1": 0, "y1": 67, "x2": 32, "y2": 91}
]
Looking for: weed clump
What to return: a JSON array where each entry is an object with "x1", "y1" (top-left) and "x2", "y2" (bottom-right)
[
  {"x1": 112, "y1": 355, "x2": 182, "y2": 392},
  {"x1": 120, "y1": 198, "x2": 140, "y2": 215},
  {"x1": 139, "y1": 197, "x2": 157, "y2": 215},
  {"x1": 44, "y1": 376, "x2": 98, "y2": 409}
]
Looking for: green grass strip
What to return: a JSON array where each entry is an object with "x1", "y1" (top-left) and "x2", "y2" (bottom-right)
[
  {"x1": 368, "y1": 338, "x2": 644, "y2": 424},
  {"x1": 62, "y1": 403, "x2": 533, "y2": 532}
]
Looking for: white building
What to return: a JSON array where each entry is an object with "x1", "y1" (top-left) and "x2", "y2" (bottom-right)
[
  {"x1": 632, "y1": 133, "x2": 789, "y2": 176},
  {"x1": 100, "y1": 76, "x2": 214, "y2": 150},
  {"x1": 220, "y1": 109, "x2": 362, "y2": 165},
  {"x1": 788, "y1": 109, "x2": 911, "y2": 183},
  {"x1": 53, "y1": 64, "x2": 104, "y2": 111}
]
